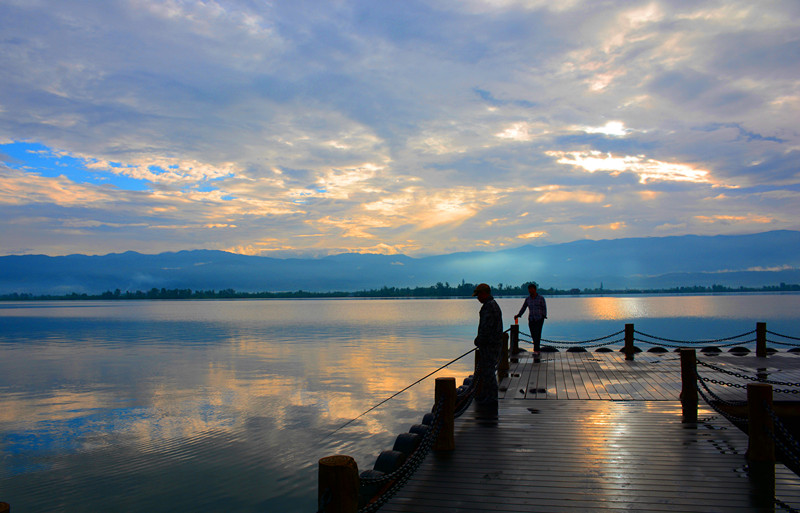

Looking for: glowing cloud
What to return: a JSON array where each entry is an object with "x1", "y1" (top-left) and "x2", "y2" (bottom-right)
[
  {"x1": 518, "y1": 231, "x2": 548, "y2": 239},
  {"x1": 580, "y1": 222, "x2": 627, "y2": 231},
  {"x1": 583, "y1": 121, "x2": 630, "y2": 137},
  {"x1": 536, "y1": 190, "x2": 605, "y2": 203},
  {"x1": 695, "y1": 214, "x2": 774, "y2": 224},
  {"x1": 548, "y1": 151, "x2": 713, "y2": 184}
]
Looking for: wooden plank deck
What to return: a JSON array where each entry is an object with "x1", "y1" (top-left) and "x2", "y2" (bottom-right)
[{"x1": 379, "y1": 352, "x2": 800, "y2": 512}]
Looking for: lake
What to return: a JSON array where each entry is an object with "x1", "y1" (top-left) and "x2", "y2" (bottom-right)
[{"x1": 1, "y1": 295, "x2": 799, "y2": 512}]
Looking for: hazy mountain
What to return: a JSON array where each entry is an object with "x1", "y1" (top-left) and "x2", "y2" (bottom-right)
[{"x1": 2, "y1": 231, "x2": 800, "y2": 295}]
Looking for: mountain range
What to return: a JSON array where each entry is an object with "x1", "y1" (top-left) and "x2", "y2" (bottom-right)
[{"x1": 2, "y1": 230, "x2": 800, "y2": 295}]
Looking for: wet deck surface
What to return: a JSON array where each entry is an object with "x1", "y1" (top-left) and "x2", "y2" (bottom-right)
[{"x1": 380, "y1": 351, "x2": 800, "y2": 512}]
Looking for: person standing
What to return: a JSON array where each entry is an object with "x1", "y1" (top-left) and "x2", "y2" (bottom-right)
[
  {"x1": 472, "y1": 283, "x2": 503, "y2": 416},
  {"x1": 515, "y1": 283, "x2": 547, "y2": 352}
]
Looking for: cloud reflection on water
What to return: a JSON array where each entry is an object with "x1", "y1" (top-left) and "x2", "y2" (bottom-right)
[{"x1": 1, "y1": 296, "x2": 798, "y2": 511}]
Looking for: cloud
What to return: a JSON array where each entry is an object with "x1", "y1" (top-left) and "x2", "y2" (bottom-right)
[
  {"x1": 694, "y1": 214, "x2": 774, "y2": 225},
  {"x1": 547, "y1": 150, "x2": 714, "y2": 184},
  {"x1": 0, "y1": 0, "x2": 798, "y2": 256},
  {"x1": 536, "y1": 190, "x2": 605, "y2": 204}
]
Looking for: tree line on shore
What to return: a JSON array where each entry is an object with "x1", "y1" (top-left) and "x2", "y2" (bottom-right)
[{"x1": 2, "y1": 281, "x2": 800, "y2": 301}]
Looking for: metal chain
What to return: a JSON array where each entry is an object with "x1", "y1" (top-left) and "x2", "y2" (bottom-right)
[
  {"x1": 539, "y1": 329, "x2": 625, "y2": 345},
  {"x1": 696, "y1": 373, "x2": 748, "y2": 407},
  {"x1": 359, "y1": 396, "x2": 444, "y2": 487},
  {"x1": 634, "y1": 328, "x2": 755, "y2": 344},
  {"x1": 697, "y1": 359, "x2": 800, "y2": 388},
  {"x1": 768, "y1": 338, "x2": 800, "y2": 348},
  {"x1": 638, "y1": 338, "x2": 756, "y2": 349},
  {"x1": 765, "y1": 402, "x2": 800, "y2": 455},
  {"x1": 358, "y1": 397, "x2": 445, "y2": 512},
  {"x1": 526, "y1": 338, "x2": 624, "y2": 349},
  {"x1": 764, "y1": 417, "x2": 800, "y2": 478},
  {"x1": 700, "y1": 375, "x2": 748, "y2": 391},
  {"x1": 768, "y1": 329, "x2": 800, "y2": 342},
  {"x1": 696, "y1": 379, "x2": 748, "y2": 425}
]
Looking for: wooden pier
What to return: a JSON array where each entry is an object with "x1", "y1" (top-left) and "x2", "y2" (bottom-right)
[{"x1": 375, "y1": 350, "x2": 800, "y2": 512}]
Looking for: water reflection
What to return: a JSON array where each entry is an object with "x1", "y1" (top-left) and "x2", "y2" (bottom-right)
[{"x1": 0, "y1": 296, "x2": 798, "y2": 512}]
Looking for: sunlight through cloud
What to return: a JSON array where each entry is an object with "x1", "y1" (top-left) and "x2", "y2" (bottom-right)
[{"x1": 547, "y1": 151, "x2": 713, "y2": 184}]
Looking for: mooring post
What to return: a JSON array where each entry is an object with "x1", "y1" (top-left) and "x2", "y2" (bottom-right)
[
  {"x1": 498, "y1": 332, "x2": 509, "y2": 380},
  {"x1": 318, "y1": 455, "x2": 359, "y2": 513},
  {"x1": 756, "y1": 322, "x2": 767, "y2": 358},
  {"x1": 747, "y1": 383, "x2": 775, "y2": 508},
  {"x1": 434, "y1": 377, "x2": 456, "y2": 451},
  {"x1": 510, "y1": 322, "x2": 520, "y2": 354},
  {"x1": 680, "y1": 348, "x2": 698, "y2": 423},
  {"x1": 624, "y1": 323, "x2": 635, "y2": 361}
]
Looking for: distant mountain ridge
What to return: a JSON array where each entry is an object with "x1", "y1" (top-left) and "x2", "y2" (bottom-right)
[{"x1": 2, "y1": 230, "x2": 800, "y2": 295}]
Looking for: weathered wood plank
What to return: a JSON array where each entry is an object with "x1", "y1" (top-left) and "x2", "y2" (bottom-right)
[
  {"x1": 376, "y1": 352, "x2": 800, "y2": 512},
  {"x1": 381, "y1": 400, "x2": 800, "y2": 512}
]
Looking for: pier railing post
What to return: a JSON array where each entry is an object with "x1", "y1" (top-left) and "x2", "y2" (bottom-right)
[
  {"x1": 434, "y1": 377, "x2": 456, "y2": 451},
  {"x1": 680, "y1": 348, "x2": 698, "y2": 423},
  {"x1": 624, "y1": 323, "x2": 635, "y2": 361},
  {"x1": 747, "y1": 383, "x2": 775, "y2": 508},
  {"x1": 318, "y1": 455, "x2": 359, "y2": 513},
  {"x1": 498, "y1": 332, "x2": 509, "y2": 380},
  {"x1": 756, "y1": 322, "x2": 767, "y2": 358},
  {"x1": 510, "y1": 323, "x2": 520, "y2": 354},
  {"x1": 747, "y1": 383, "x2": 775, "y2": 463}
]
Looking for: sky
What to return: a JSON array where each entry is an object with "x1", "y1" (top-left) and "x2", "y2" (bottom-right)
[{"x1": 1, "y1": 0, "x2": 799, "y2": 258}]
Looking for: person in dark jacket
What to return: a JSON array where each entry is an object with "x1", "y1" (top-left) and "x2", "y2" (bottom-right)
[{"x1": 472, "y1": 283, "x2": 503, "y2": 415}]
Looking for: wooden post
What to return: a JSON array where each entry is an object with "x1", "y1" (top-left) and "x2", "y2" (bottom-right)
[
  {"x1": 624, "y1": 323, "x2": 635, "y2": 361},
  {"x1": 0, "y1": 502, "x2": 9, "y2": 513},
  {"x1": 756, "y1": 322, "x2": 767, "y2": 358},
  {"x1": 680, "y1": 348, "x2": 698, "y2": 423},
  {"x1": 747, "y1": 383, "x2": 775, "y2": 463},
  {"x1": 747, "y1": 383, "x2": 775, "y2": 508},
  {"x1": 318, "y1": 455, "x2": 359, "y2": 513},
  {"x1": 498, "y1": 332, "x2": 509, "y2": 380},
  {"x1": 434, "y1": 377, "x2": 456, "y2": 451},
  {"x1": 510, "y1": 323, "x2": 520, "y2": 354}
]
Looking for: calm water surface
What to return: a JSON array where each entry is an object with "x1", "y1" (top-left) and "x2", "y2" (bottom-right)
[{"x1": 1, "y1": 295, "x2": 799, "y2": 512}]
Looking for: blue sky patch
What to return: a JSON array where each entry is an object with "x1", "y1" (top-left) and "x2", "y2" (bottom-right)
[{"x1": 0, "y1": 141, "x2": 150, "y2": 191}]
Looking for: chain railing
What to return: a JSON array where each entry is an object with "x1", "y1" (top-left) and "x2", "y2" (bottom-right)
[
  {"x1": 694, "y1": 364, "x2": 749, "y2": 427},
  {"x1": 318, "y1": 343, "x2": 481, "y2": 513},
  {"x1": 515, "y1": 323, "x2": 793, "y2": 353},
  {"x1": 357, "y1": 396, "x2": 445, "y2": 512},
  {"x1": 635, "y1": 329, "x2": 755, "y2": 345},
  {"x1": 768, "y1": 330, "x2": 800, "y2": 343},
  {"x1": 697, "y1": 359, "x2": 800, "y2": 391}
]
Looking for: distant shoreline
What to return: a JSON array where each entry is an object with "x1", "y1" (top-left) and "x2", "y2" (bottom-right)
[{"x1": 2, "y1": 282, "x2": 799, "y2": 301}]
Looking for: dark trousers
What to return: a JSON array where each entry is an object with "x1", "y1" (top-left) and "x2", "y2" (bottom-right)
[
  {"x1": 529, "y1": 318, "x2": 545, "y2": 352},
  {"x1": 475, "y1": 342, "x2": 500, "y2": 409}
]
